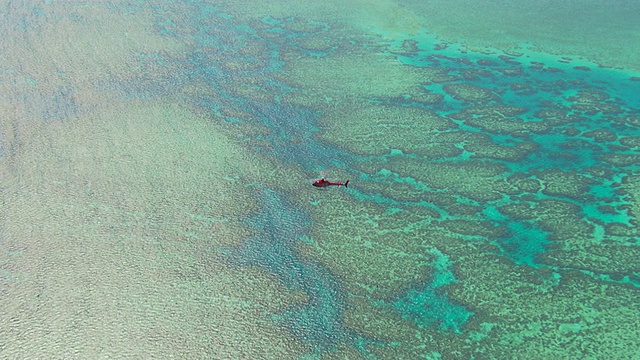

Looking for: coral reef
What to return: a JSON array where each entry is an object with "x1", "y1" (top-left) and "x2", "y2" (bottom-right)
[
  {"x1": 443, "y1": 83, "x2": 496, "y2": 102},
  {"x1": 319, "y1": 101, "x2": 456, "y2": 156},
  {"x1": 8, "y1": 0, "x2": 638, "y2": 358}
]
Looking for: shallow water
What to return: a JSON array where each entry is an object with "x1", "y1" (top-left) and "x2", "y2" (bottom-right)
[{"x1": 1, "y1": 1, "x2": 639, "y2": 358}]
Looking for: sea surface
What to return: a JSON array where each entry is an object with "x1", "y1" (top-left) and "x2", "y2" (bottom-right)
[{"x1": 1, "y1": 1, "x2": 639, "y2": 358}]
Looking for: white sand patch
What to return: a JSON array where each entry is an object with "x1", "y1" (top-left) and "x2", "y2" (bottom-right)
[
  {"x1": 1, "y1": 4, "x2": 186, "y2": 91},
  {"x1": 0, "y1": 101, "x2": 305, "y2": 358}
]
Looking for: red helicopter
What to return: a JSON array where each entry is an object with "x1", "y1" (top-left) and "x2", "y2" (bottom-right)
[{"x1": 313, "y1": 178, "x2": 349, "y2": 188}]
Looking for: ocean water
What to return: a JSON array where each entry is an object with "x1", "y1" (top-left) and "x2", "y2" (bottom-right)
[{"x1": 1, "y1": 0, "x2": 639, "y2": 358}]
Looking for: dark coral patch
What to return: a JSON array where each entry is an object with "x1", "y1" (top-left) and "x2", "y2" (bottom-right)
[
  {"x1": 619, "y1": 136, "x2": 640, "y2": 148},
  {"x1": 583, "y1": 166, "x2": 615, "y2": 179},
  {"x1": 452, "y1": 106, "x2": 548, "y2": 136},
  {"x1": 465, "y1": 139, "x2": 537, "y2": 162},
  {"x1": 507, "y1": 172, "x2": 542, "y2": 193},
  {"x1": 383, "y1": 85, "x2": 444, "y2": 106},
  {"x1": 534, "y1": 170, "x2": 595, "y2": 200},
  {"x1": 477, "y1": 59, "x2": 498, "y2": 66},
  {"x1": 498, "y1": 55, "x2": 521, "y2": 65},
  {"x1": 390, "y1": 39, "x2": 420, "y2": 57},
  {"x1": 432, "y1": 54, "x2": 474, "y2": 66},
  {"x1": 613, "y1": 115, "x2": 640, "y2": 127},
  {"x1": 433, "y1": 43, "x2": 448, "y2": 51},
  {"x1": 460, "y1": 69, "x2": 494, "y2": 81},
  {"x1": 582, "y1": 129, "x2": 618, "y2": 142},
  {"x1": 498, "y1": 203, "x2": 536, "y2": 221},
  {"x1": 563, "y1": 127, "x2": 581, "y2": 136},
  {"x1": 457, "y1": 104, "x2": 528, "y2": 117},
  {"x1": 571, "y1": 89, "x2": 610, "y2": 102},
  {"x1": 443, "y1": 84, "x2": 496, "y2": 102},
  {"x1": 534, "y1": 108, "x2": 587, "y2": 126},
  {"x1": 600, "y1": 153, "x2": 640, "y2": 167},
  {"x1": 497, "y1": 67, "x2": 524, "y2": 77},
  {"x1": 531, "y1": 200, "x2": 595, "y2": 241},
  {"x1": 508, "y1": 82, "x2": 536, "y2": 95},
  {"x1": 446, "y1": 202, "x2": 484, "y2": 216},
  {"x1": 571, "y1": 102, "x2": 624, "y2": 115},
  {"x1": 559, "y1": 139, "x2": 602, "y2": 152},
  {"x1": 597, "y1": 205, "x2": 617, "y2": 215},
  {"x1": 604, "y1": 222, "x2": 637, "y2": 237}
]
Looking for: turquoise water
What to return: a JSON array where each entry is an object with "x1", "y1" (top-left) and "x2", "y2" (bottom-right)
[
  {"x1": 2, "y1": 1, "x2": 640, "y2": 358},
  {"x1": 392, "y1": 248, "x2": 472, "y2": 334}
]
